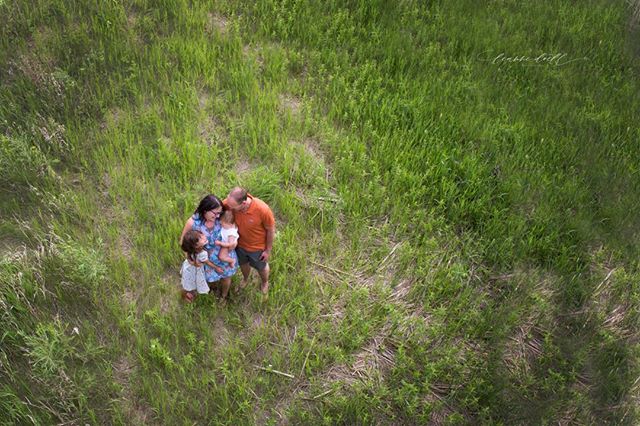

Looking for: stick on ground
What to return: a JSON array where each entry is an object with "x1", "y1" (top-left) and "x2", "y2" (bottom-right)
[{"x1": 254, "y1": 365, "x2": 295, "y2": 379}]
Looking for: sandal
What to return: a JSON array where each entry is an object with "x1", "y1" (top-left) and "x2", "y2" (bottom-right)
[{"x1": 183, "y1": 291, "x2": 195, "y2": 302}]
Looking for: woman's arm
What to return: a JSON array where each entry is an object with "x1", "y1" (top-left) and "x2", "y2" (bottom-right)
[
  {"x1": 203, "y1": 259, "x2": 223, "y2": 273},
  {"x1": 180, "y1": 218, "x2": 197, "y2": 265},
  {"x1": 179, "y1": 217, "x2": 194, "y2": 245}
]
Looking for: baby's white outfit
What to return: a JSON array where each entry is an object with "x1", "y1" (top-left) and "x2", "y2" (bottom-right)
[
  {"x1": 180, "y1": 250, "x2": 209, "y2": 294},
  {"x1": 220, "y1": 225, "x2": 239, "y2": 244}
]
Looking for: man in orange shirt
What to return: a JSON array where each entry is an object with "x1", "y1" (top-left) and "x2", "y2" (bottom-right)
[{"x1": 224, "y1": 187, "x2": 275, "y2": 295}]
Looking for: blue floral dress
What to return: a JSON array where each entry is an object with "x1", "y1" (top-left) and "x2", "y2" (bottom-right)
[{"x1": 191, "y1": 213, "x2": 238, "y2": 282}]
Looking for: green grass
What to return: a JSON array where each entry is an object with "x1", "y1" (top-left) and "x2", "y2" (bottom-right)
[{"x1": 1, "y1": 0, "x2": 639, "y2": 424}]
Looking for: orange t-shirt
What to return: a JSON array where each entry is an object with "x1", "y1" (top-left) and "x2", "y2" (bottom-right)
[{"x1": 223, "y1": 194, "x2": 275, "y2": 251}]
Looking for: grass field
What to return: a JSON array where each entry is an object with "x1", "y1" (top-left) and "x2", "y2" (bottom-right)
[{"x1": 1, "y1": 0, "x2": 639, "y2": 424}]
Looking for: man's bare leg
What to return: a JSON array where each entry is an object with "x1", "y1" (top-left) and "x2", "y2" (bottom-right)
[
  {"x1": 239, "y1": 262, "x2": 251, "y2": 289},
  {"x1": 258, "y1": 263, "x2": 270, "y2": 294}
]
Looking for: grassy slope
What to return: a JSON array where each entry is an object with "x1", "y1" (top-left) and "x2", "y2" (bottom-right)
[{"x1": 1, "y1": 0, "x2": 639, "y2": 424}]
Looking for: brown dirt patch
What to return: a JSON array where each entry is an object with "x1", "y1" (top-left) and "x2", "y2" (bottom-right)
[
  {"x1": 243, "y1": 44, "x2": 265, "y2": 70},
  {"x1": 206, "y1": 12, "x2": 229, "y2": 35},
  {"x1": 252, "y1": 312, "x2": 265, "y2": 329},
  {"x1": 212, "y1": 316, "x2": 231, "y2": 346},
  {"x1": 198, "y1": 115, "x2": 224, "y2": 146},
  {"x1": 101, "y1": 107, "x2": 124, "y2": 130},
  {"x1": 198, "y1": 89, "x2": 211, "y2": 111},
  {"x1": 122, "y1": 288, "x2": 138, "y2": 306},
  {"x1": 113, "y1": 356, "x2": 156, "y2": 424},
  {"x1": 127, "y1": 10, "x2": 138, "y2": 28},
  {"x1": 299, "y1": 137, "x2": 325, "y2": 164},
  {"x1": 117, "y1": 233, "x2": 133, "y2": 260},
  {"x1": 234, "y1": 157, "x2": 255, "y2": 177},
  {"x1": 279, "y1": 94, "x2": 302, "y2": 115},
  {"x1": 114, "y1": 356, "x2": 134, "y2": 388}
]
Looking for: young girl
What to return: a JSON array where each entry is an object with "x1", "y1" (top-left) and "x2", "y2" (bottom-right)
[
  {"x1": 180, "y1": 230, "x2": 216, "y2": 301},
  {"x1": 215, "y1": 210, "x2": 239, "y2": 268}
]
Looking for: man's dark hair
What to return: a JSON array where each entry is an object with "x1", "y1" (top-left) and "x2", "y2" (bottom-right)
[{"x1": 229, "y1": 187, "x2": 247, "y2": 203}]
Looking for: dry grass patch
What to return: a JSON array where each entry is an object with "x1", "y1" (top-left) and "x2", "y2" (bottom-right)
[
  {"x1": 35, "y1": 115, "x2": 67, "y2": 150},
  {"x1": 0, "y1": 237, "x2": 24, "y2": 260},
  {"x1": 251, "y1": 312, "x2": 265, "y2": 330},
  {"x1": 12, "y1": 52, "x2": 61, "y2": 95},
  {"x1": 422, "y1": 391, "x2": 457, "y2": 426},
  {"x1": 348, "y1": 324, "x2": 397, "y2": 381},
  {"x1": 503, "y1": 321, "x2": 545, "y2": 377},
  {"x1": 630, "y1": 0, "x2": 640, "y2": 27},
  {"x1": 499, "y1": 269, "x2": 559, "y2": 379},
  {"x1": 588, "y1": 267, "x2": 636, "y2": 339},
  {"x1": 126, "y1": 9, "x2": 138, "y2": 28},
  {"x1": 586, "y1": 247, "x2": 638, "y2": 341},
  {"x1": 389, "y1": 277, "x2": 415, "y2": 304}
]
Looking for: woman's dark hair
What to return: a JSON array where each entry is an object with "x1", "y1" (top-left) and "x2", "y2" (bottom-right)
[
  {"x1": 194, "y1": 194, "x2": 222, "y2": 219},
  {"x1": 181, "y1": 230, "x2": 202, "y2": 263}
]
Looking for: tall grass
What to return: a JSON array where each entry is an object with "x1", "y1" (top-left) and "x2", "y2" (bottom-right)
[{"x1": 1, "y1": 0, "x2": 638, "y2": 424}]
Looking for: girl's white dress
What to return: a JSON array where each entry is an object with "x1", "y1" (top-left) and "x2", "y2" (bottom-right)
[{"x1": 181, "y1": 250, "x2": 210, "y2": 294}]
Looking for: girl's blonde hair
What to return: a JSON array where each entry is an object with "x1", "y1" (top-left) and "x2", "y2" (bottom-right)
[{"x1": 220, "y1": 209, "x2": 235, "y2": 224}]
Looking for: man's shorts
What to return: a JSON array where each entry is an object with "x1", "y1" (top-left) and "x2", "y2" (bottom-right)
[{"x1": 236, "y1": 246, "x2": 268, "y2": 271}]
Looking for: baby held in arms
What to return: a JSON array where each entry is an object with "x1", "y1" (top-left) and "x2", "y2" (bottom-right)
[{"x1": 216, "y1": 210, "x2": 239, "y2": 268}]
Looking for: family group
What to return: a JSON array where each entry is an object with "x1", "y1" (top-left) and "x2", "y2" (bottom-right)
[{"x1": 178, "y1": 187, "x2": 275, "y2": 303}]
